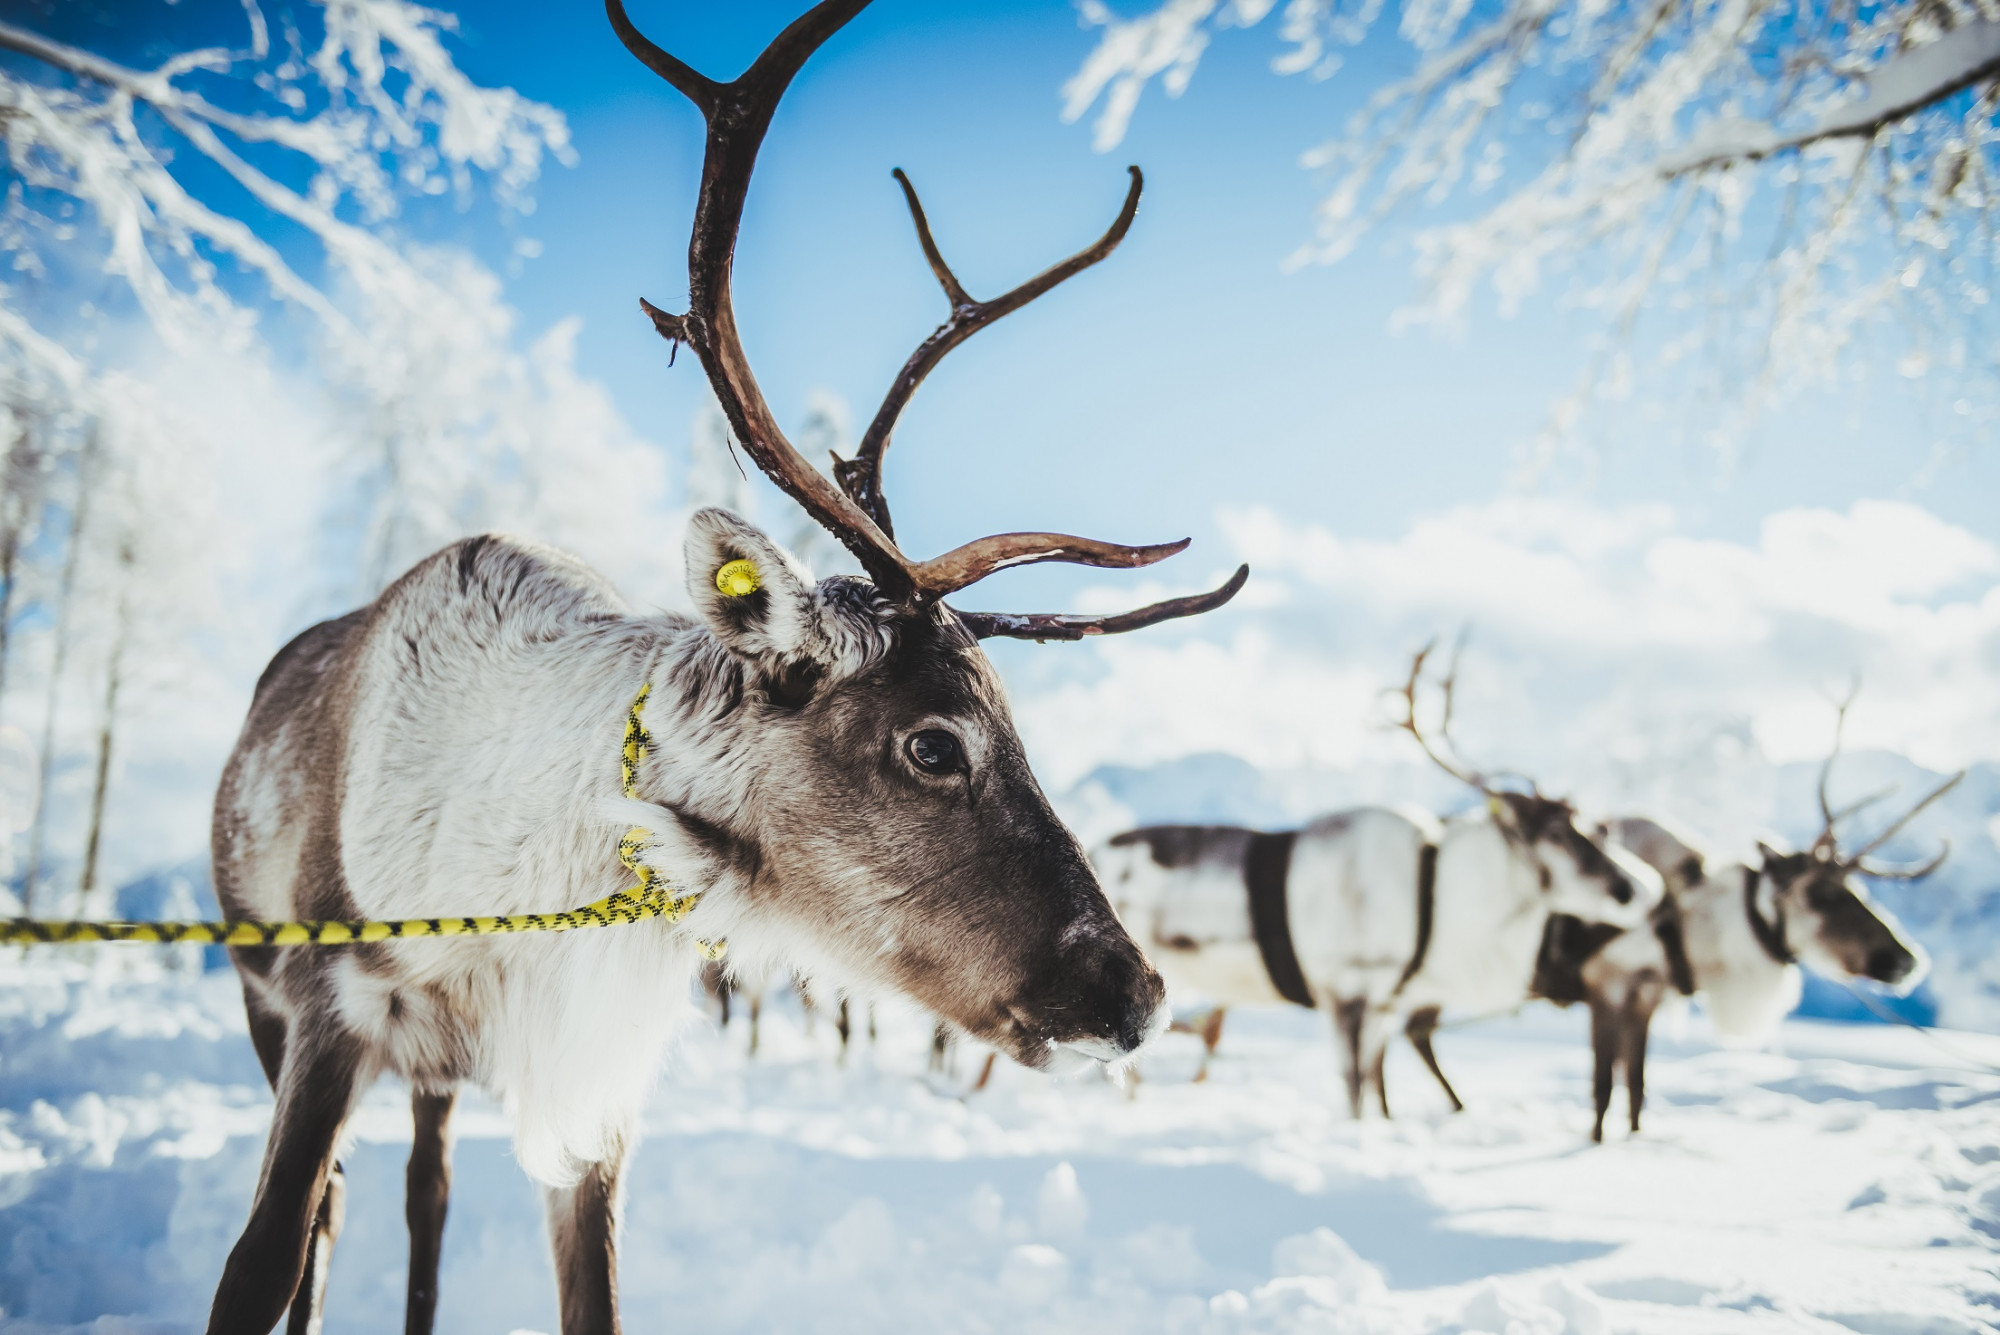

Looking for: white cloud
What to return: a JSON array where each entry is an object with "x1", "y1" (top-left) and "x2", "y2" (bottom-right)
[{"x1": 1014, "y1": 496, "x2": 2000, "y2": 843}]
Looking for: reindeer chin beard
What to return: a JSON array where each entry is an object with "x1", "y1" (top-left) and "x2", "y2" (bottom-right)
[{"x1": 996, "y1": 998, "x2": 1171, "y2": 1076}]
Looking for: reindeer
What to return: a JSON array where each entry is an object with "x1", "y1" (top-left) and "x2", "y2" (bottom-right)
[
  {"x1": 1526, "y1": 816, "x2": 1703, "y2": 1143},
  {"x1": 203, "y1": 5, "x2": 1249, "y2": 1332},
  {"x1": 1545, "y1": 695, "x2": 1954, "y2": 1141},
  {"x1": 1094, "y1": 644, "x2": 1659, "y2": 1116}
]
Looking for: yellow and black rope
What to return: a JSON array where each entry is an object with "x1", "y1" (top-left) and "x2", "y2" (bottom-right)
[
  {"x1": 2, "y1": 683, "x2": 724, "y2": 958},
  {"x1": 0, "y1": 885, "x2": 680, "y2": 948}
]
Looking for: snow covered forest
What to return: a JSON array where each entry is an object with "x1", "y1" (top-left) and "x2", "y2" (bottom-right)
[{"x1": 0, "y1": 0, "x2": 1997, "y2": 1332}]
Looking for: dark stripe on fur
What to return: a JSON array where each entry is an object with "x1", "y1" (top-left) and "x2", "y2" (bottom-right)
[
  {"x1": 1394, "y1": 842, "x2": 1439, "y2": 993},
  {"x1": 1531, "y1": 914, "x2": 1625, "y2": 1006},
  {"x1": 1742, "y1": 867, "x2": 1794, "y2": 964},
  {"x1": 1652, "y1": 896, "x2": 1697, "y2": 996},
  {"x1": 1244, "y1": 831, "x2": 1313, "y2": 1008}
]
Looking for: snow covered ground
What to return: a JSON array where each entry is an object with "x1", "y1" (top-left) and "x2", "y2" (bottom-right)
[{"x1": 1, "y1": 949, "x2": 1997, "y2": 1335}]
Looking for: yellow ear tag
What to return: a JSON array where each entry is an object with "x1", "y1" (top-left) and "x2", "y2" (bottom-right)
[{"x1": 715, "y1": 558, "x2": 761, "y2": 598}]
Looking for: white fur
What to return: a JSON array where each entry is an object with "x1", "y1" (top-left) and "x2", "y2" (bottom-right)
[
  {"x1": 1676, "y1": 864, "x2": 1804, "y2": 1043},
  {"x1": 225, "y1": 516, "x2": 929, "y2": 1185}
]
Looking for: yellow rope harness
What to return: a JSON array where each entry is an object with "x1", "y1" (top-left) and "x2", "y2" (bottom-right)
[{"x1": 1, "y1": 685, "x2": 724, "y2": 958}]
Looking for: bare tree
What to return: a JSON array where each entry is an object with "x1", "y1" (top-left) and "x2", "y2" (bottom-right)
[
  {"x1": 1067, "y1": 0, "x2": 2000, "y2": 458},
  {"x1": 0, "y1": 408, "x2": 49, "y2": 708},
  {"x1": 75, "y1": 535, "x2": 134, "y2": 913},
  {"x1": 19, "y1": 425, "x2": 93, "y2": 912}
]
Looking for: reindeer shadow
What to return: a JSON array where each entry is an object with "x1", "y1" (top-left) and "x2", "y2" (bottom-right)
[
  {"x1": 1757, "y1": 1066, "x2": 2000, "y2": 1112},
  {"x1": 1047, "y1": 1155, "x2": 1613, "y2": 1289}
]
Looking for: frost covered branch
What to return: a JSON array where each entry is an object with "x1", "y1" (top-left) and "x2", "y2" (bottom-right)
[
  {"x1": 1067, "y1": 0, "x2": 2000, "y2": 447},
  {"x1": 0, "y1": 1, "x2": 571, "y2": 352}
]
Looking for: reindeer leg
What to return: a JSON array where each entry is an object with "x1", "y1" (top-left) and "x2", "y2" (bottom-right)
[
  {"x1": 1193, "y1": 1008, "x2": 1226, "y2": 1083},
  {"x1": 404, "y1": 1089, "x2": 458, "y2": 1335},
  {"x1": 236, "y1": 983, "x2": 347, "y2": 1335},
  {"x1": 286, "y1": 1164, "x2": 345, "y2": 1335},
  {"x1": 1370, "y1": 1033, "x2": 1390, "y2": 1119},
  {"x1": 206, "y1": 1018, "x2": 368, "y2": 1335},
  {"x1": 1333, "y1": 997, "x2": 1366, "y2": 1120},
  {"x1": 971, "y1": 1051, "x2": 997, "y2": 1093},
  {"x1": 748, "y1": 991, "x2": 761, "y2": 1058},
  {"x1": 836, "y1": 998, "x2": 852, "y2": 1066},
  {"x1": 1587, "y1": 990, "x2": 1616, "y2": 1144},
  {"x1": 1623, "y1": 980, "x2": 1661, "y2": 1136},
  {"x1": 1404, "y1": 1006, "x2": 1463, "y2": 1113},
  {"x1": 713, "y1": 967, "x2": 732, "y2": 1029},
  {"x1": 546, "y1": 1142, "x2": 628, "y2": 1335}
]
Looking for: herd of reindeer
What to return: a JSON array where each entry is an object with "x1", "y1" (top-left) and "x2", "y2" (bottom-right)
[
  {"x1": 172, "y1": 2, "x2": 1962, "y2": 1331},
  {"x1": 711, "y1": 648, "x2": 1957, "y2": 1145}
]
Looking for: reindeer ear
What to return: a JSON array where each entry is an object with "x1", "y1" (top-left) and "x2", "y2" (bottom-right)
[
  {"x1": 1755, "y1": 840, "x2": 1785, "y2": 868},
  {"x1": 684, "y1": 508, "x2": 821, "y2": 666}
]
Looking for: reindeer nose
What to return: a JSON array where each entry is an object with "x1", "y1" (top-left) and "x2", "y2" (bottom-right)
[
  {"x1": 1115, "y1": 960, "x2": 1168, "y2": 1053},
  {"x1": 1051, "y1": 923, "x2": 1166, "y2": 1055},
  {"x1": 1867, "y1": 944, "x2": 1915, "y2": 983}
]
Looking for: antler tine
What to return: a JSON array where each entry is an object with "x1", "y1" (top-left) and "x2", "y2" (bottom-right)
[
  {"x1": 605, "y1": 0, "x2": 718, "y2": 113},
  {"x1": 834, "y1": 166, "x2": 1144, "y2": 539},
  {"x1": 1389, "y1": 641, "x2": 1491, "y2": 792},
  {"x1": 1831, "y1": 784, "x2": 1898, "y2": 825},
  {"x1": 956, "y1": 564, "x2": 1248, "y2": 642},
  {"x1": 1848, "y1": 770, "x2": 1966, "y2": 862},
  {"x1": 890, "y1": 166, "x2": 973, "y2": 314},
  {"x1": 1815, "y1": 675, "x2": 1863, "y2": 845},
  {"x1": 1856, "y1": 841, "x2": 1952, "y2": 882}
]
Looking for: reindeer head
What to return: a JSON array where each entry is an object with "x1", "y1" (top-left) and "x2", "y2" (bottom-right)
[
  {"x1": 613, "y1": 1, "x2": 1247, "y2": 1068},
  {"x1": 1391, "y1": 641, "x2": 1659, "y2": 927},
  {"x1": 1747, "y1": 685, "x2": 1960, "y2": 991},
  {"x1": 1488, "y1": 791, "x2": 1658, "y2": 922}
]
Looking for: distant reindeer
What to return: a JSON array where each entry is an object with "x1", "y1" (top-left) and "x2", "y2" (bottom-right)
[
  {"x1": 1549, "y1": 695, "x2": 1954, "y2": 1141},
  {"x1": 203, "y1": 4, "x2": 1249, "y2": 1332},
  {"x1": 1525, "y1": 816, "x2": 1704, "y2": 1143},
  {"x1": 1095, "y1": 644, "x2": 1659, "y2": 1116}
]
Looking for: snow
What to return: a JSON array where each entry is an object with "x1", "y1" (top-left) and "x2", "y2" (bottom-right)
[{"x1": 2, "y1": 949, "x2": 1996, "y2": 1334}]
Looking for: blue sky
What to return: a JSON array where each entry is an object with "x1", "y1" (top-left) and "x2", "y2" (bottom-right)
[{"x1": 348, "y1": 0, "x2": 2000, "y2": 598}]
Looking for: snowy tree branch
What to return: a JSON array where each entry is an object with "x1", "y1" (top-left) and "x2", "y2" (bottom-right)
[{"x1": 1067, "y1": 0, "x2": 2000, "y2": 452}]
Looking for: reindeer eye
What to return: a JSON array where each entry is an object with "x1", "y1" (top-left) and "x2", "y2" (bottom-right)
[{"x1": 906, "y1": 730, "x2": 965, "y2": 775}]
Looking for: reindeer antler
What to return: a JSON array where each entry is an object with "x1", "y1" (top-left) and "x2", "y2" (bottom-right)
[
  {"x1": 612, "y1": 0, "x2": 1243, "y2": 636},
  {"x1": 1813, "y1": 676, "x2": 1863, "y2": 856},
  {"x1": 1806, "y1": 678, "x2": 1963, "y2": 879},
  {"x1": 1390, "y1": 637, "x2": 1496, "y2": 794},
  {"x1": 1855, "y1": 842, "x2": 1953, "y2": 882},
  {"x1": 834, "y1": 166, "x2": 1142, "y2": 540},
  {"x1": 1849, "y1": 770, "x2": 1965, "y2": 864}
]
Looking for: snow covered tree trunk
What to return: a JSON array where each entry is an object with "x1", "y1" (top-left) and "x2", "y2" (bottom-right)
[
  {"x1": 75, "y1": 540, "x2": 133, "y2": 915},
  {"x1": 21, "y1": 432, "x2": 92, "y2": 914},
  {"x1": 0, "y1": 410, "x2": 46, "y2": 711}
]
